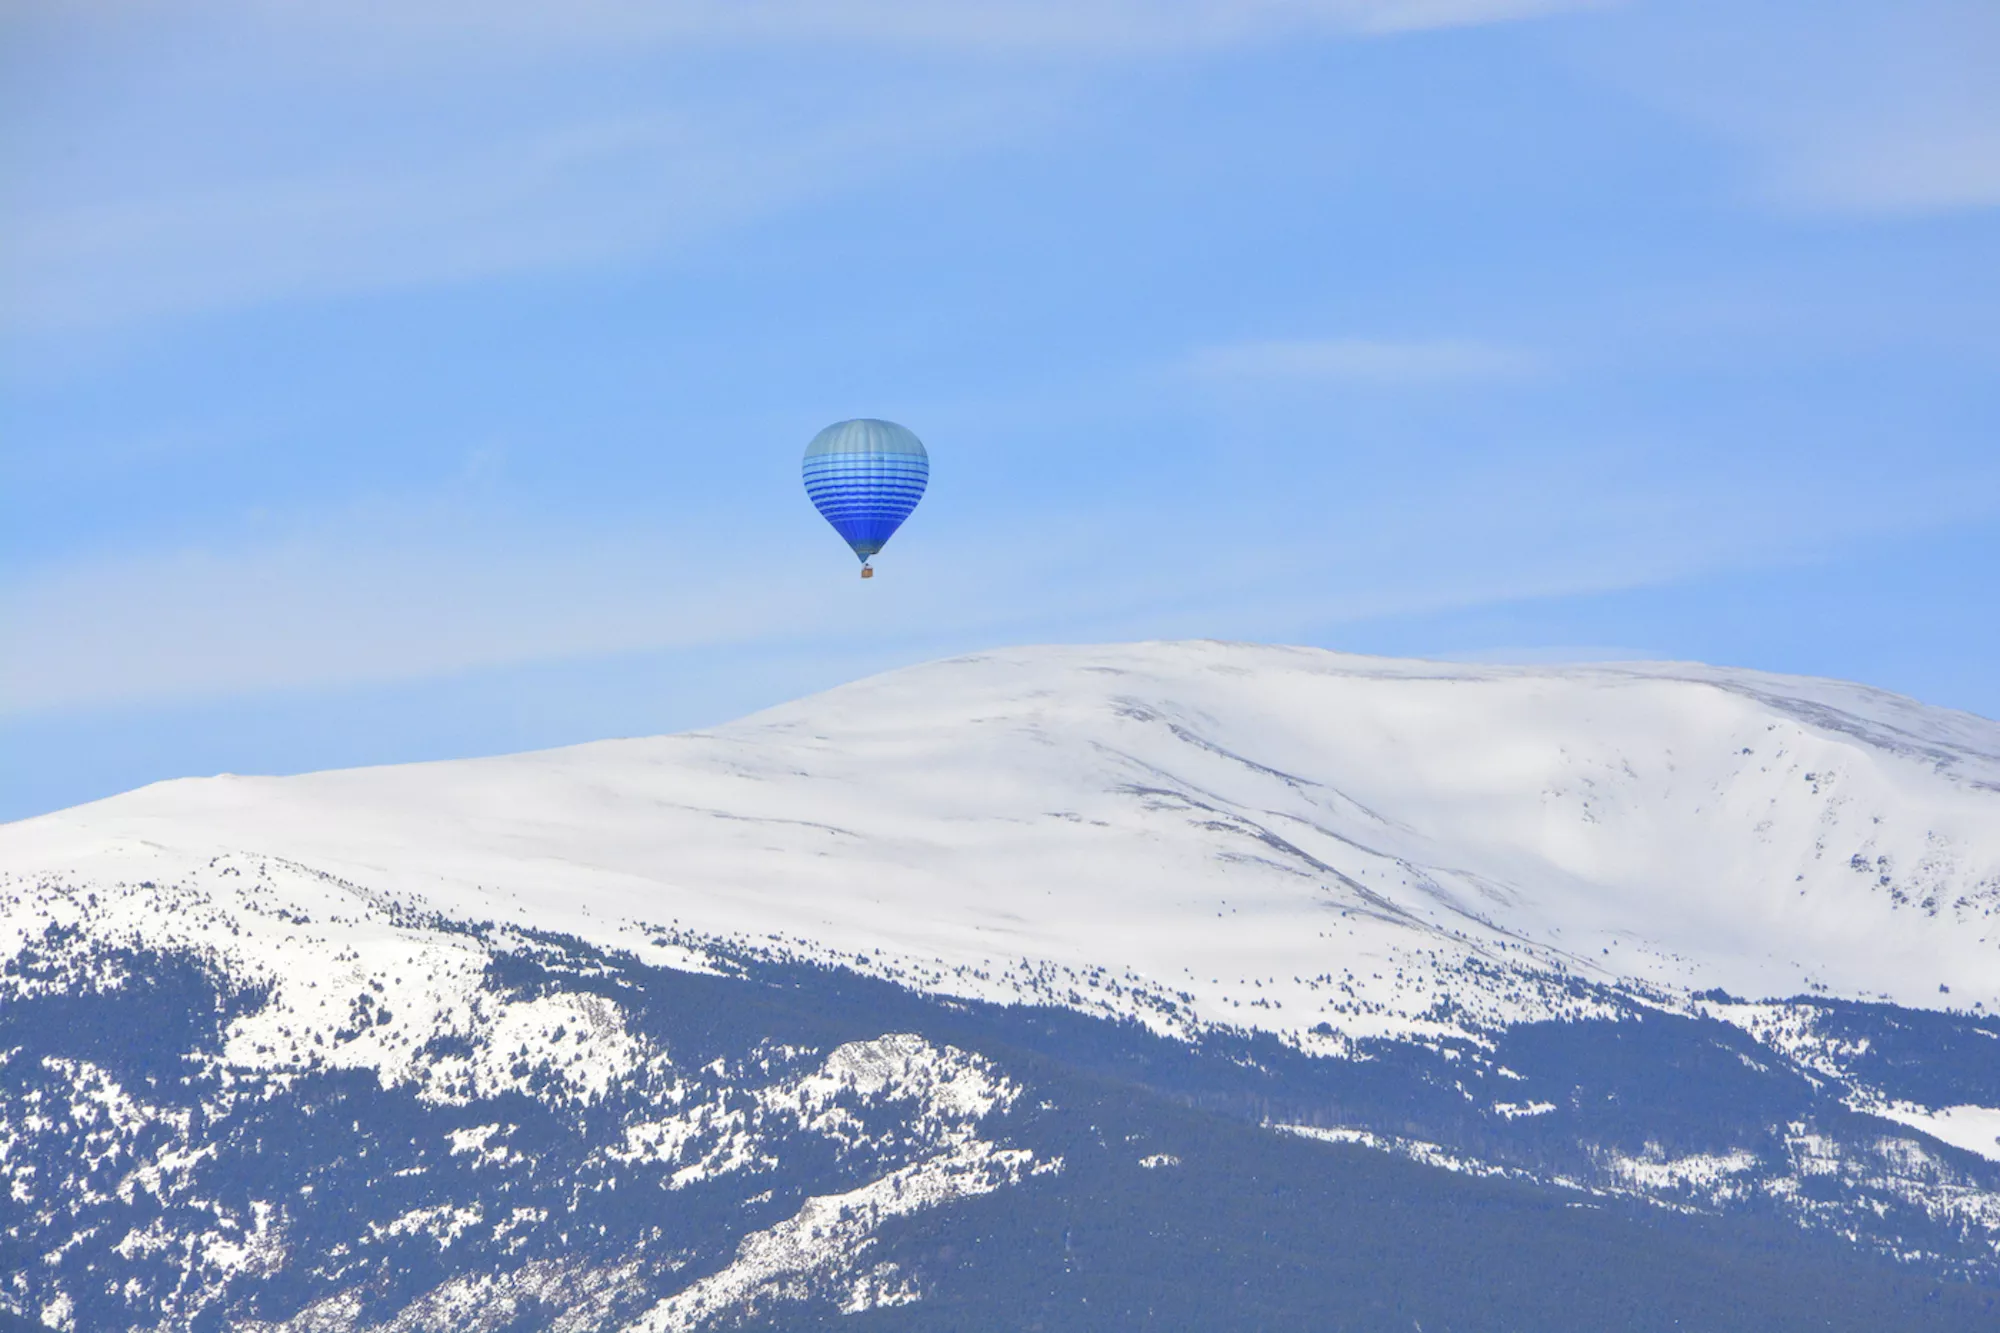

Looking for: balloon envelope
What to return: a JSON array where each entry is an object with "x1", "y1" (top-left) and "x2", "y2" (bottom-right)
[{"x1": 802, "y1": 419, "x2": 929, "y2": 563}]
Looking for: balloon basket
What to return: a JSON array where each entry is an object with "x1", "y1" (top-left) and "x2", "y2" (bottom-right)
[{"x1": 860, "y1": 566, "x2": 874, "y2": 579}]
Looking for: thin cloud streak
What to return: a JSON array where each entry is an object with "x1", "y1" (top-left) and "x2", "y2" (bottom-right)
[
  {"x1": 1573, "y1": 0, "x2": 2000, "y2": 218},
  {"x1": 0, "y1": 0, "x2": 1607, "y2": 335},
  {"x1": 3, "y1": 91, "x2": 1051, "y2": 332},
  {"x1": 1765, "y1": 107, "x2": 2000, "y2": 219},
  {"x1": 18, "y1": 0, "x2": 1604, "y2": 57},
  {"x1": 5, "y1": 451, "x2": 1988, "y2": 718},
  {"x1": 1190, "y1": 337, "x2": 1543, "y2": 384}
]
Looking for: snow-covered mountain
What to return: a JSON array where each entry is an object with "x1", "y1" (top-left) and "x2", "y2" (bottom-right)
[{"x1": 6, "y1": 642, "x2": 2000, "y2": 1331}]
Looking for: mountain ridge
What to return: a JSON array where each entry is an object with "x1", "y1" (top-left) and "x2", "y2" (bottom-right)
[
  {"x1": 6, "y1": 641, "x2": 2000, "y2": 1330},
  {"x1": 11, "y1": 641, "x2": 1998, "y2": 1027}
]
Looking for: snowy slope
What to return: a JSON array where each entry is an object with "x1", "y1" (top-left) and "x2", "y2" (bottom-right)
[
  {"x1": 7, "y1": 640, "x2": 1999, "y2": 1060},
  {"x1": 8, "y1": 641, "x2": 2000, "y2": 1331}
]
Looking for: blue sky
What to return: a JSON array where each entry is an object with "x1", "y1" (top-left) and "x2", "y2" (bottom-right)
[{"x1": 3, "y1": 0, "x2": 1997, "y2": 821}]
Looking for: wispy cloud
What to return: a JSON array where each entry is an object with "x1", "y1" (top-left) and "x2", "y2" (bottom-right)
[
  {"x1": 1575, "y1": 0, "x2": 2000, "y2": 218},
  {"x1": 2, "y1": 90, "x2": 1046, "y2": 332},
  {"x1": 0, "y1": 0, "x2": 1604, "y2": 334},
  {"x1": 60, "y1": 0, "x2": 1604, "y2": 56},
  {"x1": 0, "y1": 513, "x2": 820, "y2": 715},
  {"x1": 8, "y1": 431, "x2": 1991, "y2": 718},
  {"x1": 1761, "y1": 100, "x2": 2000, "y2": 218},
  {"x1": 1190, "y1": 337, "x2": 1543, "y2": 384}
]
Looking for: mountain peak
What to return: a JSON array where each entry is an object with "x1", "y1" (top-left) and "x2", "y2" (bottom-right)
[
  {"x1": 10, "y1": 642, "x2": 1997, "y2": 1043},
  {"x1": 8, "y1": 642, "x2": 2000, "y2": 1331}
]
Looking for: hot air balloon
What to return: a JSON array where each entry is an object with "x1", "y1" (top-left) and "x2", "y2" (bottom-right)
[{"x1": 801, "y1": 419, "x2": 928, "y2": 578}]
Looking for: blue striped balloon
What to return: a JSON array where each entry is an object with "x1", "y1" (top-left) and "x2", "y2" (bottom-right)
[{"x1": 802, "y1": 419, "x2": 929, "y2": 573}]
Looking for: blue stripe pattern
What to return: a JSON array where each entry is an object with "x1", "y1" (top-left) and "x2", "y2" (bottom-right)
[{"x1": 802, "y1": 419, "x2": 929, "y2": 561}]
